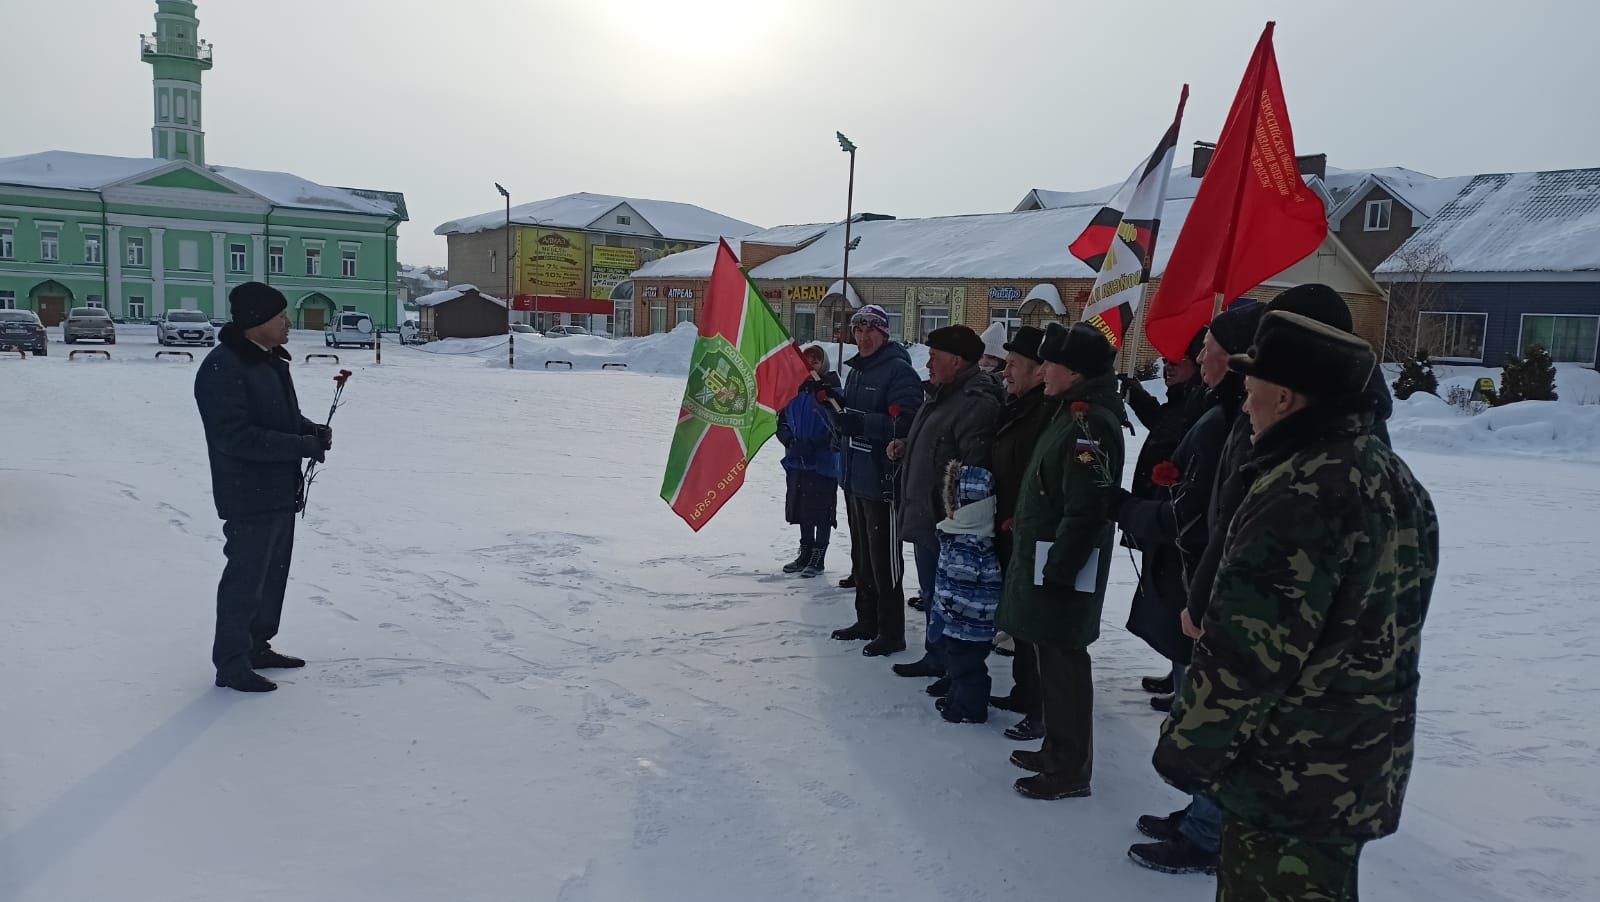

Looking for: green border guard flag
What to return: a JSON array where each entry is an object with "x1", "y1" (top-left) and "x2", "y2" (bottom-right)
[{"x1": 661, "y1": 240, "x2": 811, "y2": 531}]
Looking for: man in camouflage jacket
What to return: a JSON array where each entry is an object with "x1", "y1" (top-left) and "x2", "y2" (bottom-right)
[{"x1": 1154, "y1": 311, "x2": 1439, "y2": 901}]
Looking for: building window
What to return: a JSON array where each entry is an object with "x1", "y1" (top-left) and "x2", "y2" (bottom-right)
[
  {"x1": 341, "y1": 249, "x2": 358, "y2": 278},
  {"x1": 177, "y1": 239, "x2": 199, "y2": 270},
  {"x1": 305, "y1": 247, "x2": 322, "y2": 276},
  {"x1": 127, "y1": 236, "x2": 146, "y2": 267},
  {"x1": 1364, "y1": 199, "x2": 1392, "y2": 231},
  {"x1": 675, "y1": 301, "x2": 695, "y2": 325},
  {"x1": 84, "y1": 233, "x2": 103, "y2": 264},
  {"x1": 489, "y1": 250, "x2": 497, "y2": 274},
  {"x1": 193, "y1": 94, "x2": 201, "y2": 126},
  {"x1": 879, "y1": 304, "x2": 905, "y2": 342},
  {"x1": 229, "y1": 243, "x2": 247, "y2": 272},
  {"x1": 39, "y1": 229, "x2": 60, "y2": 261},
  {"x1": 127, "y1": 296, "x2": 146, "y2": 320},
  {"x1": 268, "y1": 245, "x2": 284, "y2": 274},
  {"x1": 86, "y1": 295, "x2": 104, "y2": 309},
  {"x1": 990, "y1": 307, "x2": 1021, "y2": 338},
  {"x1": 159, "y1": 92, "x2": 170, "y2": 122},
  {"x1": 1416, "y1": 312, "x2": 1487, "y2": 363},
  {"x1": 649, "y1": 303, "x2": 668, "y2": 334},
  {"x1": 1520, "y1": 314, "x2": 1599, "y2": 366},
  {"x1": 0, "y1": 290, "x2": 15, "y2": 309},
  {"x1": 616, "y1": 214, "x2": 632, "y2": 225},
  {"x1": 0, "y1": 227, "x2": 13, "y2": 259},
  {"x1": 175, "y1": 92, "x2": 188, "y2": 124},
  {"x1": 918, "y1": 305, "x2": 950, "y2": 341},
  {"x1": 792, "y1": 304, "x2": 817, "y2": 343}
]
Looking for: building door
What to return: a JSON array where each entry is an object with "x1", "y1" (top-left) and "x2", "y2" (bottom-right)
[
  {"x1": 37, "y1": 296, "x2": 67, "y2": 327},
  {"x1": 303, "y1": 306, "x2": 327, "y2": 331}
]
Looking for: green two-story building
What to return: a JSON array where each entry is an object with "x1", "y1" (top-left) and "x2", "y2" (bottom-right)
[{"x1": 0, "y1": 1, "x2": 405, "y2": 329}]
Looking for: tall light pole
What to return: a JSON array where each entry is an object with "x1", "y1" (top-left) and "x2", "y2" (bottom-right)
[
  {"x1": 495, "y1": 182, "x2": 513, "y2": 369},
  {"x1": 835, "y1": 131, "x2": 857, "y2": 371}
]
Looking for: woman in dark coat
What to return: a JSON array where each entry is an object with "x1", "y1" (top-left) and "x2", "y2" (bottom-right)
[{"x1": 776, "y1": 345, "x2": 842, "y2": 578}]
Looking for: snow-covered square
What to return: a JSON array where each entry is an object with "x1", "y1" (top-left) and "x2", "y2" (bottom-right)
[{"x1": 2, "y1": 329, "x2": 1598, "y2": 901}]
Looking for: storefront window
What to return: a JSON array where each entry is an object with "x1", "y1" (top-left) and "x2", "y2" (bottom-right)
[
  {"x1": 918, "y1": 306, "x2": 950, "y2": 342},
  {"x1": 991, "y1": 307, "x2": 1021, "y2": 337},
  {"x1": 649, "y1": 303, "x2": 668, "y2": 334},
  {"x1": 792, "y1": 304, "x2": 816, "y2": 343}
]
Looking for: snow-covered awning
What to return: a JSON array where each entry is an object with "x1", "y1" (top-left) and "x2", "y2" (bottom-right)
[
  {"x1": 1021, "y1": 283, "x2": 1066, "y2": 315},
  {"x1": 825, "y1": 280, "x2": 863, "y2": 309}
]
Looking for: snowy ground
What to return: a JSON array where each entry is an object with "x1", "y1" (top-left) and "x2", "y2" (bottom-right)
[{"x1": 2, "y1": 329, "x2": 1597, "y2": 901}]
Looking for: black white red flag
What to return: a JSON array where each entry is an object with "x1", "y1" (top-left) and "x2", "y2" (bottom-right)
[{"x1": 1070, "y1": 85, "x2": 1189, "y2": 349}]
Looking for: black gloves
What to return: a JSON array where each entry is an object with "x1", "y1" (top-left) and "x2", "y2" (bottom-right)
[
  {"x1": 300, "y1": 434, "x2": 327, "y2": 463},
  {"x1": 832, "y1": 410, "x2": 865, "y2": 437},
  {"x1": 314, "y1": 424, "x2": 333, "y2": 450}
]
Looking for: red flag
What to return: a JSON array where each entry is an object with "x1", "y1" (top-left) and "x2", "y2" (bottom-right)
[{"x1": 1143, "y1": 22, "x2": 1328, "y2": 359}]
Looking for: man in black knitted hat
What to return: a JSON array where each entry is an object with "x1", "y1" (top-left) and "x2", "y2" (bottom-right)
[
  {"x1": 193, "y1": 282, "x2": 333, "y2": 692},
  {"x1": 887, "y1": 324, "x2": 1003, "y2": 684}
]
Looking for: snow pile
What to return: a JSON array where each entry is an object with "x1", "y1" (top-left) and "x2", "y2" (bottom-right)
[
  {"x1": 501, "y1": 322, "x2": 699, "y2": 375},
  {"x1": 1386, "y1": 364, "x2": 1600, "y2": 461}
]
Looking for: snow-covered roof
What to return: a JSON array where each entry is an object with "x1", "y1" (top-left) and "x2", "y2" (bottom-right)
[
  {"x1": 750, "y1": 201, "x2": 1203, "y2": 281},
  {"x1": 1375, "y1": 169, "x2": 1600, "y2": 276},
  {"x1": 1325, "y1": 170, "x2": 1474, "y2": 228},
  {"x1": 0, "y1": 150, "x2": 171, "y2": 191},
  {"x1": 631, "y1": 221, "x2": 836, "y2": 279},
  {"x1": 434, "y1": 191, "x2": 761, "y2": 242},
  {"x1": 1016, "y1": 163, "x2": 1450, "y2": 220},
  {"x1": 210, "y1": 166, "x2": 398, "y2": 216},
  {"x1": 414, "y1": 284, "x2": 506, "y2": 308},
  {"x1": 0, "y1": 150, "x2": 402, "y2": 217}
]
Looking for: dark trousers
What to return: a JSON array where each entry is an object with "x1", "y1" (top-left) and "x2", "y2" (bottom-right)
[
  {"x1": 937, "y1": 635, "x2": 991, "y2": 721},
  {"x1": 912, "y1": 539, "x2": 944, "y2": 672},
  {"x1": 845, "y1": 495, "x2": 904, "y2": 643},
  {"x1": 799, "y1": 523, "x2": 832, "y2": 548},
  {"x1": 1036, "y1": 643, "x2": 1093, "y2": 785},
  {"x1": 213, "y1": 512, "x2": 296, "y2": 679},
  {"x1": 1011, "y1": 639, "x2": 1043, "y2": 718},
  {"x1": 1218, "y1": 818, "x2": 1363, "y2": 902}
]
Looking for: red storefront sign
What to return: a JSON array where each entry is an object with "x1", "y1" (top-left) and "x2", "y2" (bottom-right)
[{"x1": 510, "y1": 295, "x2": 616, "y2": 314}]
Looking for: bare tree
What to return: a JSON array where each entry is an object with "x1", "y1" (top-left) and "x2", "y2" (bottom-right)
[{"x1": 1381, "y1": 240, "x2": 1452, "y2": 363}]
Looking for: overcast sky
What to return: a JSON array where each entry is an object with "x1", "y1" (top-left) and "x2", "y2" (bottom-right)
[{"x1": 4, "y1": 0, "x2": 1596, "y2": 266}]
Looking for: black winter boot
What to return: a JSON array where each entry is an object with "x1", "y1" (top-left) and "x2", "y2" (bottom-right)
[
  {"x1": 862, "y1": 637, "x2": 906, "y2": 657},
  {"x1": 1150, "y1": 694, "x2": 1174, "y2": 712},
  {"x1": 831, "y1": 622, "x2": 874, "y2": 641},
  {"x1": 838, "y1": 574, "x2": 855, "y2": 589},
  {"x1": 1136, "y1": 808, "x2": 1188, "y2": 842},
  {"x1": 252, "y1": 648, "x2": 305, "y2": 669},
  {"x1": 215, "y1": 670, "x2": 278, "y2": 693},
  {"x1": 1004, "y1": 714, "x2": 1045, "y2": 742},
  {"x1": 799, "y1": 546, "x2": 827, "y2": 578},
  {"x1": 782, "y1": 543, "x2": 812, "y2": 574},
  {"x1": 1142, "y1": 674, "x2": 1175, "y2": 694},
  {"x1": 1127, "y1": 835, "x2": 1218, "y2": 875}
]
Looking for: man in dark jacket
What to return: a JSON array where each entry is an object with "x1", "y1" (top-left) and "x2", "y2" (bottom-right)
[
  {"x1": 194, "y1": 282, "x2": 332, "y2": 692},
  {"x1": 1155, "y1": 311, "x2": 1438, "y2": 900},
  {"x1": 1124, "y1": 300, "x2": 1264, "y2": 875},
  {"x1": 1117, "y1": 329, "x2": 1206, "y2": 708},
  {"x1": 886, "y1": 325, "x2": 1003, "y2": 681},
  {"x1": 994, "y1": 323, "x2": 1124, "y2": 801},
  {"x1": 824, "y1": 305, "x2": 925, "y2": 656},
  {"x1": 985, "y1": 326, "x2": 1053, "y2": 741}
]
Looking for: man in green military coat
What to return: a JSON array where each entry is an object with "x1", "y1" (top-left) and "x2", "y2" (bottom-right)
[
  {"x1": 995, "y1": 322, "x2": 1125, "y2": 800},
  {"x1": 1154, "y1": 311, "x2": 1439, "y2": 901}
]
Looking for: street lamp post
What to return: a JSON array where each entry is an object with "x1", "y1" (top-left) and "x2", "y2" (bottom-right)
[
  {"x1": 495, "y1": 182, "x2": 513, "y2": 370},
  {"x1": 835, "y1": 131, "x2": 857, "y2": 372}
]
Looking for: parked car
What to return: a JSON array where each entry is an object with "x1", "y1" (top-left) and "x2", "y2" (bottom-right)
[
  {"x1": 0, "y1": 309, "x2": 48, "y2": 355},
  {"x1": 543, "y1": 324, "x2": 592, "y2": 338},
  {"x1": 326, "y1": 311, "x2": 376, "y2": 349},
  {"x1": 210, "y1": 318, "x2": 227, "y2": 327},
  {"x1": 156, "y1": 309, "x2": 216, "y2": 346},
  {"x1": 63, "y1": 307, "x2": 117, "y2": 344},
  {"x1": 398, "y1": 319, "x2": 423, "y2": 345},
  {"x1": 510, "y1": 323, "x2": 541, "y2": 335}
]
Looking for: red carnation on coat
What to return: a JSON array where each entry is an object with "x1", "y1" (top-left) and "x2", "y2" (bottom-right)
[
  {"x1": 888, "y1": 404, "x2": 903, "y2": 419},
  {"x1": 1071, "y1": 401, "x2": 1090, "y2": 415},
  {"x1": 1151, "y1": 460, "x2": 1181, "y2": 488}
]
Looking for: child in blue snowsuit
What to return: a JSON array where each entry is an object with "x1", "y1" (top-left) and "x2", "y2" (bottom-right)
[{"x1": 931, "y1": 462, "x2": 1004, "y2": 724}]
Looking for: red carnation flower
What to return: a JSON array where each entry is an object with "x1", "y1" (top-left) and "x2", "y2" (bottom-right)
[
  {"x1": 1000, "y1": 517, "x2": 1014, "y2": 533},
  {"x1": 888, "y1": 404, "x2": 903, "y2": 418},
  {"x1": 1151, "y1": 460, "x2": 1181, "y2": 488},
  {"x1": 1071, "y1": 401, "x2": 1090, "y2": 415},
  {"x1": 334, "y1": 369, "x2": 353, "y2": 386}
]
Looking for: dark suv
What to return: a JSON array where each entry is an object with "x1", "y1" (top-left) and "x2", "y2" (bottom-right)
[{"x1": 0, "y1": 309, "x2": 48, "y2": 356}]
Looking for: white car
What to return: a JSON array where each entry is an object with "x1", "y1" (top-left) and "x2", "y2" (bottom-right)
[
  {"x1": 326, "y1": 312, "x2": 376, "y2": 349},
  {"x1": 399, "y1": 319, "x2": 421, "y2": 344},
  {"x1": 157, "y1": 309, "x2": 216, "y2": 346},
  {"x1": 543, "y1": 324, "x2": 592, "y2": 338}
]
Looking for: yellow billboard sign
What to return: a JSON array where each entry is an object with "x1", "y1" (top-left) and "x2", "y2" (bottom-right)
[
  {"x1": 519, "y1": 228, "x2": 587, "y2": 296},
  {"x1": 591, "y1": 246, "x2": 638, "y2": 300}
]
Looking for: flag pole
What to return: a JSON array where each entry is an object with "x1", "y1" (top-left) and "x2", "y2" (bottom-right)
[
  {"x1": 1210, "y1": 21, "x2": 1276, "y2": 319},
  {"x1": 836, "y1": 131, "x2": 857, "y2": 373}
]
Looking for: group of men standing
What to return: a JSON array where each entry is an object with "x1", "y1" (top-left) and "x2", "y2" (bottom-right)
[{"x1": 817, "y1": 285, "x2": 1439, "y2": 901}]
